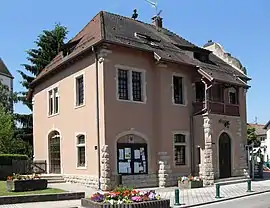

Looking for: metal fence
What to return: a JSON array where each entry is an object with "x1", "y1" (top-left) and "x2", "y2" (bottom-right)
[{"x1": 0, "y1": 160, "x2": 47, "y2": 179}]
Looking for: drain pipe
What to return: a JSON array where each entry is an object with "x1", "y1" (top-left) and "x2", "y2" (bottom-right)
[
  {"x1": 191, "y1": 79, "x2": 212, "y2": 174},
  {"x1": 92, "y1": 46, "x2": 101, "y2": 190}
]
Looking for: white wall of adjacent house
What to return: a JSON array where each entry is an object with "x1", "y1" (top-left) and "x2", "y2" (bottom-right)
[
  {"x1": 266, "y1": 129, "x2": 270, "y2": 163},
  {"x1": 0, "y1": 74, "x2": 12, "y2": 91}
]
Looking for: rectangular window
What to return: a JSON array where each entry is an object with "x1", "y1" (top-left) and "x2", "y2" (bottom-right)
[
  {"x1": 174, "y1": 133, "x2": 187, "y2": 166},
  {"x1": 117, "y1": 68, "x2": 145, "y2": 102},
  {"x1": 229, "y1": 92, "x2": 236, "y2": 104},
  {"x1": 48, "y1": 87, "x2": 59, "y2": 116},
  {"x1": 132, "y1": 71, "x2": 142, "y2": 101},
  {"x1": 118, "y1": 69, "x2": 129, "y2": 100},
  {"x1": 76, "y1": 135, "x2": 86, "y2": 167},
  {"x1": 75, "y1": 75, "x2": 84, "y2": 106},
  {"x1": 173, "y1": 76, "x2": 184, "y2": 104}
]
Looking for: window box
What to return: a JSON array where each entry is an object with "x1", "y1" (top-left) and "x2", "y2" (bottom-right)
[
  {"x1": 6, "y1": 179, "x2": 48, "y2": 192},
  {"x1": 81, "y1": 198, "x2": 170, "y2": 208}
]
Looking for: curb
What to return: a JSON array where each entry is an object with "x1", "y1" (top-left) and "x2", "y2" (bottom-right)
[
  {"x1": 0, "y1": 191, "x2": 85, "y2": 205},
  {"x1": 173, "y1": 189, "x2": 270, "y2": 207}
]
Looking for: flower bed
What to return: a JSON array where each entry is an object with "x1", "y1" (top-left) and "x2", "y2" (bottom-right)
[
  {"x1": 178, "y1": 175, "x2": 203, "y2": 189},
  {"x1": 6, "y1": 173, "x2": 47, "y2": 192},
  {"x1": 81, "y1": 187, "x2": 170, "y2": 208}
]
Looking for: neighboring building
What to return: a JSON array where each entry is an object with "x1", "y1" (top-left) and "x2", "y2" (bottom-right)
[
  {"x1": 0, "y1": 58, "x2": 13, "y2": 91},
  {"x1": 263, "y1": 121, "x2": 270, "y2": 164},
  {"x1": 29, "y1": 11, "x2": 251, "y2": 190},
  {"x1": 247, "y1": 123, "x2": 267, "y2": 161},
  {"x1": 203, "y1": 40, "x2": 247, "y2": 76},
  {"x1": 0, "y1": 58, "x2": 13, "y2": 111}
]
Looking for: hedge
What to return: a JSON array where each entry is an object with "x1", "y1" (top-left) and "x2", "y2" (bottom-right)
[{"x1": 0, "y1": 154, "x2": 29, "y2": 165}]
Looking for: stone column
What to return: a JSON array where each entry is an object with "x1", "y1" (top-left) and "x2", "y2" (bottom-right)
[
  {"x1": 202, "y1": 115, "x2": 215, "y2": 186},
  {"x1": 158, "y1": 152, "x2": 172, "y2": 188},
  {"x1": 100, "y1": 145, "x2": 111, "y2": 191}
]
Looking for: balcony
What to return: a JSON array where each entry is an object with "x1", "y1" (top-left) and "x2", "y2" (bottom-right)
[{"x1": 193, "y1": 101, "x2": 240, "y2": 116}]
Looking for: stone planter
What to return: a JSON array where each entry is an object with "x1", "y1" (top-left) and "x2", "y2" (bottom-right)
[
  {"x1": 178, "y1": 180, "x2": 203, "y2": 189},
  {"x1": 6, "y1": 179, "x2": 48, "y2": 192},
  {"x1": 81, "y1": 198, "x2": 170, "y2": 208}
]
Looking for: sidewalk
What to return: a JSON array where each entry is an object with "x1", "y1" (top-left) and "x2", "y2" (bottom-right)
[
  {"x1": 1, "y1": 179, "x2": 270, "y2": 208},
  {"x1": 156, "y1": 180, "x2": 270, "y2": 207}
]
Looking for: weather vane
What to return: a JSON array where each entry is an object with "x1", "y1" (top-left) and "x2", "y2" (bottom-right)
[{"x1": 144, "y1": 0, "x2": 163, "y2": 17}]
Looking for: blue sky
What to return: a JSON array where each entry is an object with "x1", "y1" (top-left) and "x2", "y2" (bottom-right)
[{"x1": 0, "y1": 0, "x2": 269, "y2": 124}]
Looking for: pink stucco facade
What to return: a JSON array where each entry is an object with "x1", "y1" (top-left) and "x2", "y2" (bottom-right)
[{"x1": 32, "y1": 44, "x2": 248, "y2": 189}]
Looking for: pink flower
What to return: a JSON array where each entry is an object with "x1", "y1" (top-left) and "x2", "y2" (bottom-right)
[{"x1": 131, "y1": 196, "x2": 143, "y2": 202}]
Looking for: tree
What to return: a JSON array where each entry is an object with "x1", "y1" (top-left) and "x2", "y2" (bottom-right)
[
  {"x1": 0, "y1": 104, "x2": 32, "y2": 156},
  {"x1": 247, "y1": 125, "x2": 260, "y2": 147},
  {"x1": 0, "y1": 104, "x2": 14, "y2": 153},
  {"x1": 16, "y1": 24, "x2": 68, "y2": 145},
  {"x1": 0, "y1": 81, "x2": 17, "y2": 113}
]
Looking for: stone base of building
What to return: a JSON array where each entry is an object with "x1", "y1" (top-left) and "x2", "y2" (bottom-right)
[{"x1": 62, "y1": 174, "x2": 99, "y2": 189}]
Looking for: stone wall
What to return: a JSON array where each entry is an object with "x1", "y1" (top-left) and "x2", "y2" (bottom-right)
[
  {"x1": 62, "y1": 174, "x2": 99, "y2": 189},
  {"x1": 202, "y1": 115, "x2": 215, "y2": 186}
]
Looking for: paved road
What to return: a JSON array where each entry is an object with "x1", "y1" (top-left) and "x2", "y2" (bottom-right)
[
  {"x1": 198, "y1": 192, "x2": 270, "y2": 208},
  {"x1": 0, "y1": 200, "x2": 81, "y2": 208}
]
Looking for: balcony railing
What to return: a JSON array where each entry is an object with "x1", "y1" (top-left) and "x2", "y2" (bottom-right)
[{"x1": 193, "y1": 101, "x2": 240, "y2": 116}]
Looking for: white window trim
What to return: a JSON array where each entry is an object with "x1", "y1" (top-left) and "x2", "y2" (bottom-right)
[
  {"x1": 75, "y1": 132, "x2": 87, "y2": 169},
  {"x1": 172, "y1": 131, "x2": 190, "y2": 168},
  {"x1": 74, "y1": 71, "x2": 86, "y2": 109},
  {"x1": 47, "y1": 84, "x2": 60, "y2": 117},
  {"x1": 172, "y1": 73, "x2": 188, "y2": 106},
  {"x1": 115, "y1": 64, "x2": 147, "y2": 104}
]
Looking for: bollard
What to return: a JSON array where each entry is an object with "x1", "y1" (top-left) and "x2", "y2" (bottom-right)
[
  {"x1": 174, "y1": 189, "x2": 180, "y2": 206},
  {"x1": 247, "y1": 179, "x2": 252, "y2": 192},
  {"x1": 215, "y1": 184, "x2": 221, "y2": 198}
]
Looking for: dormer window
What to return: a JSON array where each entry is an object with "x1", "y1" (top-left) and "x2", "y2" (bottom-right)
[
  {"x1": 134, "y1": 32, "x2": 161, "y2": 49},
  {"x1": 194, "y1": 52, "x2": 210, "y2": 63}
]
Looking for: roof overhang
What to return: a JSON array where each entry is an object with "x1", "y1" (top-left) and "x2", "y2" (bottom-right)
[
  {"x1": 197, "y1": 66, "x2": 250, "y2": 88},
  {"x1": 264, "y1": 120, "x2": 270, "y2": 130}
]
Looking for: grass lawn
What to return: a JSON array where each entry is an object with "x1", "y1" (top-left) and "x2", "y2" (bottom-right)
[{"x1": 0, "y1": 181, "x2": 65, "y2": 196}]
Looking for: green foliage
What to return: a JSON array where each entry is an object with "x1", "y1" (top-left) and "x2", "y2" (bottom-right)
[
  {"x1": 16, "y1": 23, "x2": 68, "y2": 146},
  {"x1": 0, "y1": 154, "x2": 28, "y2": 165},
  {"x1": 247, "y1": 125, "x2": 260, "y2": 147},
  {"x1": 0, "y1": 82, "x2": 17, "y2": 113},
  {"x1": 0, "y1": 105, "x2": 32, "y2": 157}
]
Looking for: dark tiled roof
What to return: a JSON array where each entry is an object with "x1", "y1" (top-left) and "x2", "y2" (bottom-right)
[
  {"x1": 248, "y1": 123, "x2": 267, "y2": 136},
  {"x1": 30, "y1": 11, "x2": 250, "y2": 88},
  {"x1": 0, "y1": 58, "x2": 13, "y2": 78},
  {"x1": 264, "y1": 121, "x2": 270, "y2": 130}
]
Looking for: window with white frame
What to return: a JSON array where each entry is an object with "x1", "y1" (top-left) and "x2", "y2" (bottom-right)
[
  {"x1": 76, "y1": 135, "x2": 86, "y2": 167},
  {"x1": 173, "y1": 75, "x2": 184, "y2": 105},
  {"x1": 117, "y1": 68, "x2": 144, "y2": 102},
  {"x1": 75, "y1": 75, "x2": 84, "y2": 106},
  {"x1": 173, "y1": 133, "x2": 187, "y2": 166},
  {"x1": 48, "y1": 87, "x2": 59, "y2": 116}
]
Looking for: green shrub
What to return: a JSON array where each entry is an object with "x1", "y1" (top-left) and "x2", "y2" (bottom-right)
[{"x1": 0, "y1": 154, "x2": 29, "y2": 165}]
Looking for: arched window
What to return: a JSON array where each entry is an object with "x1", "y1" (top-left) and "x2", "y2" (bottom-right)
[{"x1": 76, "y1": 135, "x2": 86, "y2": 168}]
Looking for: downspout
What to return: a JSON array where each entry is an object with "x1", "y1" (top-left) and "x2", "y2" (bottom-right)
[
  {"x1": 92, "y1": 46, "x2": 101, "y2": 190},
  {"x1": 201, "y1": 78, "x2": 212, "y2": 113},
  {"x1": 191, "y1": 78, "x2": 212, "y2": 175}
]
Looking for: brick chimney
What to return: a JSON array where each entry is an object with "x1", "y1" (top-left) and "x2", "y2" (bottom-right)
[{"x1": 152, "y1": 15, "x2": 163, "y2": 28}]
